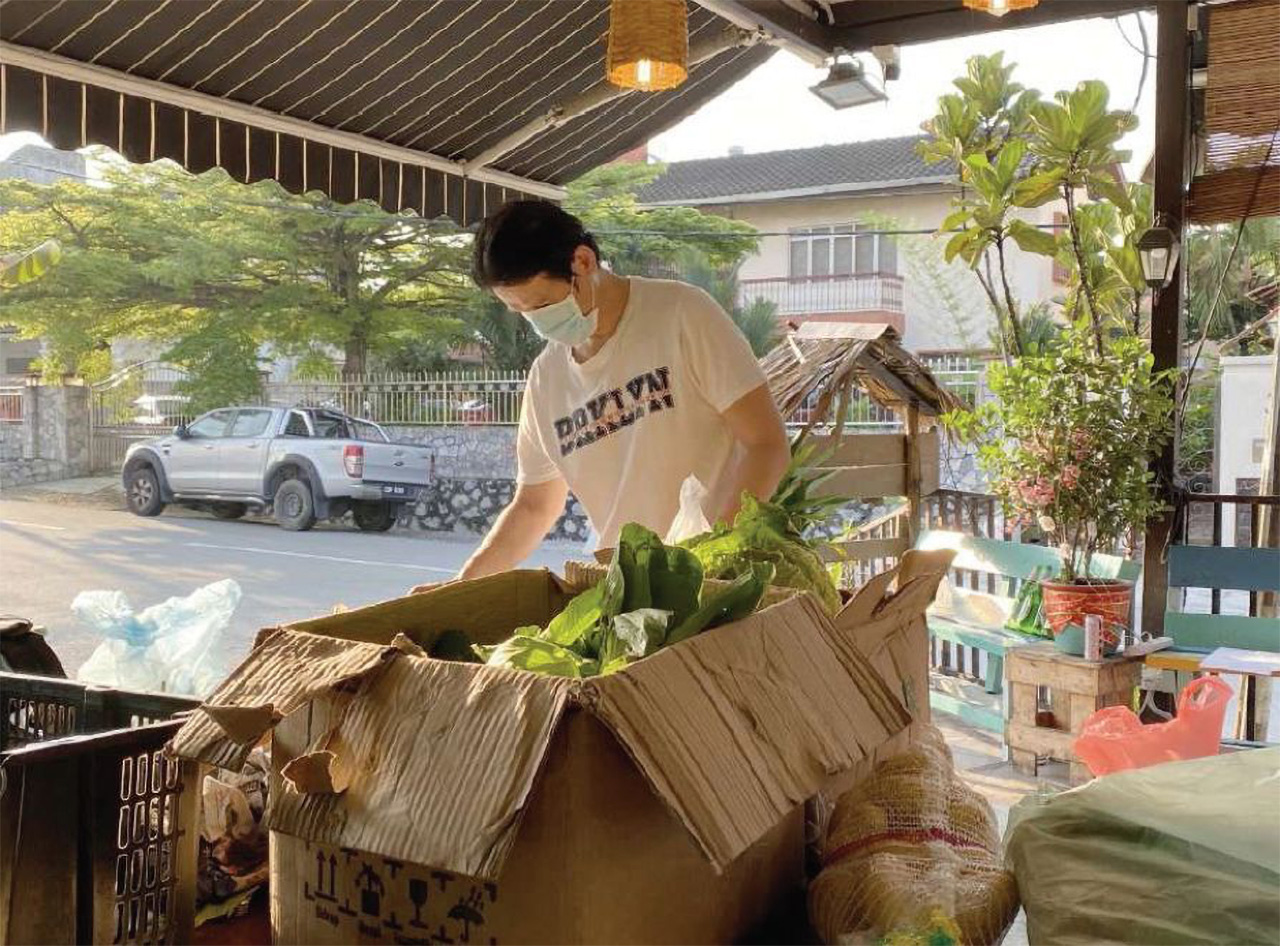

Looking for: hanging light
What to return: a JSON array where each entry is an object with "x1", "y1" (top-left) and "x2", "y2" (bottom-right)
[
  {"x1": 1137, "y1": 221, "x2": 1181, "y2": 289},
  {"x1": 810, "y1": 50, "x2": 887, "y2": 110},
  {"x1": 962, "y1": 0, "x2": 1040, "y2": 17},
  {"x1": 607, "y1": 0, "x2": 688, "y2": 91}
]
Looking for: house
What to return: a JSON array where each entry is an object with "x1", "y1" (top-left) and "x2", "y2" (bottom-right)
[{"x1": 637, "y1": 135, "x2": 1066, "y2": 356}]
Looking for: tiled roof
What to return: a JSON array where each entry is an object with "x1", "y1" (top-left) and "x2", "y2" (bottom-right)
[{"x1": 637, "y1": 135, "x2": 955, "y2": 204}]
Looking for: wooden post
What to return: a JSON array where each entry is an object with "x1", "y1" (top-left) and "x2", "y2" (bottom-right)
[
  {"x1": 905, "y1": 404, "x2": 922, "y2": 544},
  {"x1": 1141, "y1": 1, "x2": 1192, "y2": 637}
]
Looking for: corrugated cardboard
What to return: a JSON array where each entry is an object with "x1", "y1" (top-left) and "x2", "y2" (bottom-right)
[{"x1": 171, "y1": 568, "x2": 912, "y2": 944}]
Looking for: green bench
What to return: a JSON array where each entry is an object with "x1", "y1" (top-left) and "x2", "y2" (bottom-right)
[{"x1": 914, "y1": 529, "x2": 1141, "y2": 733}]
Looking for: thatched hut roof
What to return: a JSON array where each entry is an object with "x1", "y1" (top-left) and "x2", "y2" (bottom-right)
[{"x1": 761, "y1": 323, "x2": 965, "y2": 428}]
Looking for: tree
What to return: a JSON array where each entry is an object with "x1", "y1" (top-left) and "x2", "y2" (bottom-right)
[
  {"x1": 0, "y1": 157, "x2": 472, "y2": 385},
  {"x1": 676, "y1": 249, "x2": 780, "y2": 356},
  {"x1": 563, "y1": 162, "x2": 760, "y2": 274},
  {"x1": 919, "y1": 55, "x2": 1145, "y2": 360}
]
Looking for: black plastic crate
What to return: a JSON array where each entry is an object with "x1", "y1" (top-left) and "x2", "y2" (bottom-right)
[{"x1": 0, "y1": 673, "x2": 202, "y2": 945}]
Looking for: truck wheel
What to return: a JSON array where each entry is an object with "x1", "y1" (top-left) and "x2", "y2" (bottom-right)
[
  {"x1": 353, "y1": 501, "x2": 397, "y2": 533},
  {"x1": 273, "y1": 479, "x2": 317, "y2": 532},
  {"x1": 126, "y1": 466, "x2": 166, "y2": 517},
  {"x1": 210, "y1": 502, "x2": 247, "y2": 521}
]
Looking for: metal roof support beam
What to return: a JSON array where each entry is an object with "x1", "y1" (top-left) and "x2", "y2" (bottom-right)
[
  {"x1": 694, "y1": 1, "x2": 832, "y2": 65},
  {"x1": 0, "y1": 40, "x2": 565, "y2": 200},
  {"x1": 463, "y1": 25, "x2": 765, "y2": 174}
]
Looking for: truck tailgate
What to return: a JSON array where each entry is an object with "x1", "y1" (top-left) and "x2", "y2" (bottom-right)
[{"x1": 362, "y1": 443, "x2": 432, "y2": 487}]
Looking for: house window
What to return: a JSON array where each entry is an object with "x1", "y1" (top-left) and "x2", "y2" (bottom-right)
[{"x1": 790, "y1": 223, "x2": 897, "y2": 277}]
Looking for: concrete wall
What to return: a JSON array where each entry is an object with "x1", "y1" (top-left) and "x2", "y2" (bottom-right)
[
  {"x1": 1217, "y1": 355, "x2": 1276, "y2": 546},
  {"x1": 0, "y1": 424, "x2": 21, "y2": 460},
  {"x1": 0, "y1": 383, "x2": 90, "y2": 490},
  {"x1": 710, "y1": 188, "x2": 1062, "y2": 352}
]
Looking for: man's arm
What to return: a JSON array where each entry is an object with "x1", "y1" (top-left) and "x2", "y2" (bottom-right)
[
  {"x1": 707, "y1": 383, "x2": 790, "y2": 525},
  {"x1": 456, "y1": 477, "x2": 569, "y2": 581}
]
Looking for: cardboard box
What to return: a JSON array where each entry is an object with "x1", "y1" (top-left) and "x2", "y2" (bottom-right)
[{"x1": 170, "y1": 569, "x2": 911, "y2": 944}]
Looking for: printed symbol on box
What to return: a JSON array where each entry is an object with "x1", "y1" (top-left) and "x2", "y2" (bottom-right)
[
  {"x1": 431, "y1": 870, "x2": 453, "y2": 892},
  {"x1": 449, "y1": 888, "x2": 486, "y2": 943},
  {"x1": 308, "y1": 851, "x2": 338, "y2": 902},
  {"x1": 357, "y1": 862, "x2": 386, "y2": 917},
  {"x1": 408, "y1": 878, "x2": 430, "y2": 929},
  {"x1": 433, "y1": 925, "x2": 454, "y2": 944}
]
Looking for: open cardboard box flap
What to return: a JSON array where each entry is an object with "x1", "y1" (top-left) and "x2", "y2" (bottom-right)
[{"x1": 169, "y1": 568, "x2": 910, "y2": 880}]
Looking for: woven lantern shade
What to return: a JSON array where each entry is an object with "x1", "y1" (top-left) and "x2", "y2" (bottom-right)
[
  {"x1": 607, "y1": 0, "x2": 688, "y2": 91},
  {"x1": 961, "y1": 0, "x2": 1039, "y2": 16}
]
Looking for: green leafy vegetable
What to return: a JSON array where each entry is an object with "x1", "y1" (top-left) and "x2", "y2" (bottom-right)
[
  {"x1": 668, "y1": 563, "x2": 772, "y2": 644},
  {"x1": 470, "y1": 522, "x2": 767, "y2": 679},
  {"x1": 682, "y1": 494, "x2": 841, "y2": 614},
  {"x1": 480, "y1": 635, "x2": 594, "y2": 678},
  {"x1": 428, "y1": 629, "x2": 482, "y2": 663}
]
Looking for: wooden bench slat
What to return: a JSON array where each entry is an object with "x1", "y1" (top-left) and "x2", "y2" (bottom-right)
[
  {"x1": 1163, "y1": 612, "x2": 1280, "y2": 652},
  {"x1": 821, "y1": 535, "x2": 910, "y2": 563},
  {"x1": 927, "y1": 615, "x2": 1038, "y2": 654},
  {"x1": 1167, "y1": 545, "x2": 1280, "y2": 594}
]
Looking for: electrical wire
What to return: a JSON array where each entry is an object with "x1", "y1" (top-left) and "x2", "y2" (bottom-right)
[{"x1": 0, "y1": 157, "x2": 1072, "y2": 236}]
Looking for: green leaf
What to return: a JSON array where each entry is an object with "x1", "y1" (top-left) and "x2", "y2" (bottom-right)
[
  {"x1": 543, "y1": 583, "x2": 604, "y2": 646},
  {"x1": 940, "y1": 208, "x2": 972, "y2": 232},
  {"x1": 667, "y1": 563, "x2": 773, "y2": 645},
  {"x1": 649, "y1": 545, "x2": 703, "y2": 627},
  {"x1": 1007, "y1": 219, "x2": 1058, "y2": 257},
  {"x1": 610, "y1": 608, "x2": 672, "y2": 659},
  {"x1": 1011, "y1": 172, "x2": 1063, "y2": 208},
  {"x1": 483, "y1": 635, "x2": 590, "y2": 678},
  {"x1": 617, "y1": 522, "x2": 661, "y2": 611}
]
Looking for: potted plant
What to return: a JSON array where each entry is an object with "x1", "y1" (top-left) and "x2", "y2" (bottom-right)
[{"x1": 949, "y1": 321, "x2": 1174, "y2": 646}]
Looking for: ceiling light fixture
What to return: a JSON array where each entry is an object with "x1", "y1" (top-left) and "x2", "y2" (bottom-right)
[
  {"x1": 810, "y1": 50, "x2": 887, "y2": 109},
  {"x1": 606, "y1": 0, "x2": 688, "y2": 91}
]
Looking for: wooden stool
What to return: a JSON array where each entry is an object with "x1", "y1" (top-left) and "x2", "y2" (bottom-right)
[{"x1": 1005, "y1": 642, "x2": 1143, "y2": 784}]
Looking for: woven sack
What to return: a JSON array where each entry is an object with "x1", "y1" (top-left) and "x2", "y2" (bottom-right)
[{"x1": 809, "y1": 726, "x2": 1019, "y2": 945}]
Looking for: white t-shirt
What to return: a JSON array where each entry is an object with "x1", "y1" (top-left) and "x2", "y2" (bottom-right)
[{"x1": 516, "y1": 276, "x2": 767, "y2": 548}]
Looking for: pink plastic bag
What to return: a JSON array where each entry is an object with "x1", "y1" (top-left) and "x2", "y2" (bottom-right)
[{"x1": 1073, "y1": 676, "x2": 1234, "y2": 777}]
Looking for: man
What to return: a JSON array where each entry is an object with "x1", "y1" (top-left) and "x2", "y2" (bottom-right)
[{"x1": 456, "y1": 200, "x2": 789, "y2": 581}]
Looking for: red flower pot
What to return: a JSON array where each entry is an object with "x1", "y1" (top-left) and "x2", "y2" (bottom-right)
[{"x1": 1039, "y1": 578, "x2": 1134, "y2": 646}]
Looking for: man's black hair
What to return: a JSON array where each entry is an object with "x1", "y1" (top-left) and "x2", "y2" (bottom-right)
[{"x1": 472, "y1": 199, "x2": 600, "y2": 288}]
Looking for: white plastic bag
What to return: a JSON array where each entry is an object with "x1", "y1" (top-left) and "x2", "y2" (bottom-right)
[
  {"x1": 665, "y1": 474, "x2": 712, "y2": 544},
  {"x1": 72, "y1": 579, "x2": 242, "y2": 697}
]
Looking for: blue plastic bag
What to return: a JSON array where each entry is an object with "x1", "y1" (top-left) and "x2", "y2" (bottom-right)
[{"x1": 72, "y1": 579, "x2": 242, "y2": 697}]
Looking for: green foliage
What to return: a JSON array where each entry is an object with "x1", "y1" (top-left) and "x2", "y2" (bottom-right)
[
  {"x1": 682, "y1": 493, "x2": 842, "y2": 614},
  {"x1": 564, "y1": 162, "x2": 759, "y2": 272},
  {"x1": 1183, "y1": 218, "x2": 1279, "y2": 351},
  {"x1": 455, "y1": 294, "x2": 545, "y2": 372},
  {"x1": 919, "y1": 55, "x2": 1148, "y2": 359},
  {"x1": 0, "y1": 157, "x2": 473, "y2": 390},
  {"x1": 947, "y1": 320, "x2": 1174, "y2": 580},
  {"x1": 477, "y1": 523, "x2": 768, "y2": 678},
  {"x1": 0, "y1": 239, "x2": 62, "y2": 288},
  {"x1": 676, "y1": 249, "x2": 780, "y2": 356}
]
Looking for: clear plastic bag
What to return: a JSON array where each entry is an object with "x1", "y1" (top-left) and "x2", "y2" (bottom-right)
[
  {"x1": 664, "y1": 475, "x2": 711, "y2": 545},
  {"x1": 72, "y1": 579, "x2": 242, "y2": 697}
]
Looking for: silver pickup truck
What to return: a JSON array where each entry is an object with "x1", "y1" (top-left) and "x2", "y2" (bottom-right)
[{"x1": 121, "y1": 406, "x2": 431, "y2": 531}]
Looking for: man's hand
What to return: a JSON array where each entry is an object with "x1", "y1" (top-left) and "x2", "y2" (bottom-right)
[
  {"x1": 708, "y1": 383, "x2": 790, "y2": 524},
  {"x1": 456, "y1": 477, "x2": 569, "y2": 581}
]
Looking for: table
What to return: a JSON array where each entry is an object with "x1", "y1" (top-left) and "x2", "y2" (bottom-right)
[{"x1": 1005, "y1": 642, "x2": 1144, "y2": 784}]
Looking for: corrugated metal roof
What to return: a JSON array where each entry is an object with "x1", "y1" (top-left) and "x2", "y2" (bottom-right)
[
  {"x1": 0, "y1": 0, "x2": 773, "y2": 223},
  {"x1": 637, "y1": 135, "x2": 955, "y2": 204}
]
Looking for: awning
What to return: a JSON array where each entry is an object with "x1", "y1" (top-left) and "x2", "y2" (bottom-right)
[{"x1": 0, "y1": 0, "x2": 773, "y2": 224}]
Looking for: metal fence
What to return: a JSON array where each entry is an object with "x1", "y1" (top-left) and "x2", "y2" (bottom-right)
[
  {"x1": 0, "y1": 386, "x2": 22, "y2": 423},
  {"x1": 261, "y1": 372, "x2": 526, "y2": 425}
]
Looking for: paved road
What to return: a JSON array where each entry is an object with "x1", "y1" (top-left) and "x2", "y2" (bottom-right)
[{"x1": 0, "y1": 499, "x2": 586, "y2": 676}]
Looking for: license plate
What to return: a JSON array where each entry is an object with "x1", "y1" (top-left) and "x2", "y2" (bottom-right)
[{"x1": 382, "y1": 484, "x2": 411, "y2": 497}]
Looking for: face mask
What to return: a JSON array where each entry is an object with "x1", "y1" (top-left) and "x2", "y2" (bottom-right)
[{"x1": 522, "y1": 277, "x2": 598, "y2": 346}]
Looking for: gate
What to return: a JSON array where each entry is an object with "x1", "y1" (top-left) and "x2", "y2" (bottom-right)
[{"x1": 90, "y1": 362, "x2": 193, "y2": 473}]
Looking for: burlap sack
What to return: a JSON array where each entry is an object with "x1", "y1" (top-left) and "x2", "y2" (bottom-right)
[{"x1": 809, "y1": 726, "x2": 1019, "y2": 945}]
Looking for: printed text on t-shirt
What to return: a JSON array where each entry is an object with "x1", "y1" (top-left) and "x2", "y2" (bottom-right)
[{"x1": 553, "y1": 366, "x2": 674, "y2": 457}]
